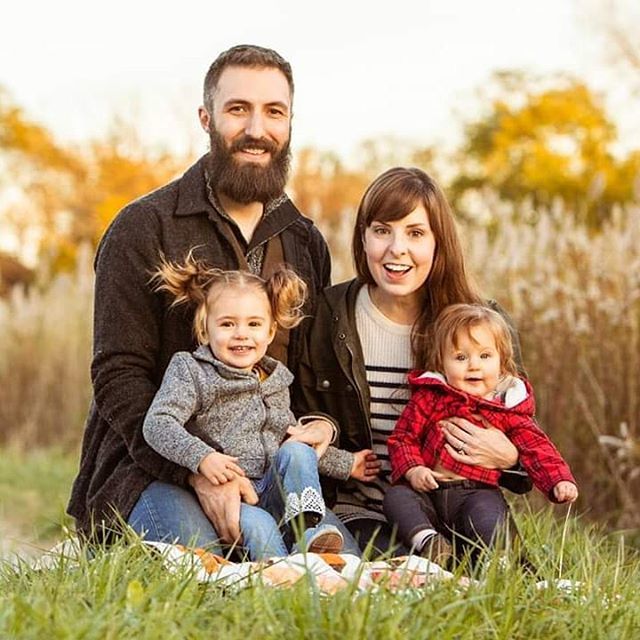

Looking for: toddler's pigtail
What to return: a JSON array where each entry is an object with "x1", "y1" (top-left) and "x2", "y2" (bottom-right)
[
  {"x1": 150, "y1": 249, "x2": 222, "y2": 344},
  {"x1": 266, "y1": 266, "x2": 307, "y2": 330},
  {"x1": 150, "y1": 250, "x2": 208, "y2": 306}
]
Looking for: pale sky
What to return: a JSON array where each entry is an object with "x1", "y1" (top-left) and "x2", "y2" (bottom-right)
[{"x1": 0, "y1": 0, "x2": 636, "y2": 161}]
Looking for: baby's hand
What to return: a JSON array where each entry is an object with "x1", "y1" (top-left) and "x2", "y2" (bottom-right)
[
  {"x1": 198, "y1": 452, "x2": 245, "y2": 485},
  {"x1": 350, "y1": 449, "x2": 381, "y2": 482},
  {"x1": 553, "y1": 481, "x2": 579, "y2": 503},
  {"x1": 405, "y1": 465, "x2": 441, "y2": 492}
]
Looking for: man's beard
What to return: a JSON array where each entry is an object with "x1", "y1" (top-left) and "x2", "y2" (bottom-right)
[{"x1": 206, "y1": 127, "x2": 291, "y2": 204}]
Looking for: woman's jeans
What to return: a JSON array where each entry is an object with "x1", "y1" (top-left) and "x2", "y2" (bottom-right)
[
  {"x1": 128, "y1": 441, "x2": 360, "y2": 558},
  {"x1": 383, "y1": 479, "x2": 510, "y2": 564}
]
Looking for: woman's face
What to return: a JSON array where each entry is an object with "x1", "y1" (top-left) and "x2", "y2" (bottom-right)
[{"x1": 362, "y1": 204, "x2": 436, "y2": 305}]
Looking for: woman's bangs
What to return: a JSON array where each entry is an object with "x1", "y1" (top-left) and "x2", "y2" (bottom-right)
[{"x1": 366, "y1": 188, "x2": 422, "y2": 225}]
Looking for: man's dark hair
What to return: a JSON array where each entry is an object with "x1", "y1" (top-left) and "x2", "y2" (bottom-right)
[{"x1": 203, "y1": 44, "x2": 294, "y2": 113}]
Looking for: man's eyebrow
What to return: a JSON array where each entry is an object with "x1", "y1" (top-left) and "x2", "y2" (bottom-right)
[{"x1": 265, "y1": 101, "x2": 290, "y2": 111}]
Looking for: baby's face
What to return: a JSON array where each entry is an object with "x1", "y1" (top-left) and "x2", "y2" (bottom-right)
[{"x1": 442, "y1": 324, "x2": 502, "y2": 399}]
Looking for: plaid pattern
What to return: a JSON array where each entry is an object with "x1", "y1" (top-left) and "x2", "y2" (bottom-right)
[{"x1": 388, "y1": 372, "x2": 576, "y2": 501}]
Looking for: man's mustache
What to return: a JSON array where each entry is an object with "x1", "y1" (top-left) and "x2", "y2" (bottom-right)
[{"x1": 228, "y1": 135, "x2": 279, "y2": 155}]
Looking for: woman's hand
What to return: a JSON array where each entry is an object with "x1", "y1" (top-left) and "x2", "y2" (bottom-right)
[
  {"x1": 405, "y1": 465, "x2": 445, "y2": 492},
  {"x1": 198, "y1": 451, "x2": 245, "y2": 485},
  {"x1": 286, "y1": 420, "x2": 334, "y2": 459},
  {"x1": 440, "y1": 416, "x2": 518, "y2": 469},
  {"x1": 350, "y1": 449, "x2": 381, "y2": 481}
]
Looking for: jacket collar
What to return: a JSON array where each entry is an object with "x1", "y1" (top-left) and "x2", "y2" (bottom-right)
[
  {"x1": 323, "y1": 278, "x2": 364, "y2": 324},
  {"x1": 175, "y1": 156, "x2": 212, "y2": 218},
  {"x1": 192, "y1": 344, "x2": 293, "y2": 388},
  {"x1": 174, "y1": 155, "x2": 301, "y2": 247}
]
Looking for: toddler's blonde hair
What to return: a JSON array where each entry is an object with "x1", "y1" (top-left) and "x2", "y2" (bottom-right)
[{"x1": 150, "y1": 249, "x2": 307, "y2": 345}]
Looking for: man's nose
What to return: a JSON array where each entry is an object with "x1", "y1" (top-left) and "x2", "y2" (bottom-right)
[{"x1": 245, "y1": 111, "x2": 266, "y2": 139}]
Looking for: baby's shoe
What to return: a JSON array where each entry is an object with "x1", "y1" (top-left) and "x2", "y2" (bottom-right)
[{"x1": 420, "y1": 533, "x2": 453, "y2": 568}]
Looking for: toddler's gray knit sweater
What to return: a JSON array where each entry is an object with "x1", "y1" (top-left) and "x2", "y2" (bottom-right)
[{"x1": 143, "y1": 345, "x2": 349, "y2": 480}]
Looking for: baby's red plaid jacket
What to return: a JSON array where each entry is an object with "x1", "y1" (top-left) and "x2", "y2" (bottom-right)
[{"x1": 388, "y1": 372, "x2": 576, "y2": 501}]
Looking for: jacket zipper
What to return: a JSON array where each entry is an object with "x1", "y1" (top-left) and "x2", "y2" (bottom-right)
[{"x1": 344, "y1": 340, "x2": 374, "y2": 450}]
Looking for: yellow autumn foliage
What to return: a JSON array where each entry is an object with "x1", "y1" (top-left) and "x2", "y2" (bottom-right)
[{"x1": 452, "y1": 73, "x2": 639, "y2": 228}]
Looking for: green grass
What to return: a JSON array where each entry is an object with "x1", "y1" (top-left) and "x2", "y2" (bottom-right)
[
  {"x1": 1, "y1": 506, "x2": 639, "y2": 638},
  {"x1": 1, "y1": 520, "x2": 639, "y2": 639},
  {"x1": 2, "y1": 447, "x2": 639, "y2": 638},
  {"x1": 0, "y1": 447, "x2": 76, "y2": 551}
]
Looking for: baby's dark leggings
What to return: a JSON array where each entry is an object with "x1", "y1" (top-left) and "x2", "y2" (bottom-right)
[{"x1": 383, "y1": 479, "x2": 511, "y2": 563}]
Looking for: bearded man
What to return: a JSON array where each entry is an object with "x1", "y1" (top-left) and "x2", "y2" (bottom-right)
[{"x1": 67, "y1": 45, "x2": 357, "y2": 553}]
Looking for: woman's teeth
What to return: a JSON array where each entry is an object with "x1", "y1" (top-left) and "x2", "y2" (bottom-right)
[{"x1": 384, "y1": 264, "x2": 411, "y2": 273}]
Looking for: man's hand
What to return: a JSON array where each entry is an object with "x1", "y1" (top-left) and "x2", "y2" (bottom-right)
[
  {"x1": 405, "y1": 465, "x2": 444, "y2": 492},
  {"x1": 553, "y1": 481, "x2": 579, "y2": 503},
  {"x1": 198, "y1": 451, "x2": 245, "y2": 485},
  {"x1": 286, "y1": 419, "x2": 334, "y2": 459},
  {"x1": 189, "y1": 474, "x2": 258, "y2": 544},
  {"x1": 440, "y1": 416, "x2": 519, "y2": 469},
  {"x1": 350, "y1": 449, "x2": 381, "y2": 482}
]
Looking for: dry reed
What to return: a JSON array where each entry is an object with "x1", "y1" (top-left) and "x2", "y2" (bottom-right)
[{"x1": 1, "y1": 207, "x2": 639, "y2": 527}]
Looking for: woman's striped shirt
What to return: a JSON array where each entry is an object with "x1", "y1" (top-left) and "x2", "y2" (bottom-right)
[{"x1": 333, "y1": 285, "x2": 413, "y2": 524}]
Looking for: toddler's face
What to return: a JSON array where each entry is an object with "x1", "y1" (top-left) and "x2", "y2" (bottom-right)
[
  {"x1": 206, "y1": 287, "x2": 276, "y2": 371},
  {"x1": 442, "y1": 323, "x2": 502, "y2": 399}
]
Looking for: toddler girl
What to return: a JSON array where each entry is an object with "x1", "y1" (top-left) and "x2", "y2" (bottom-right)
[
  {"x1": 143, "y1": 252, "x2": 343, "y2": 560},
  {"x1": 385, "y1": 303, "x2": 578, "y2": 566}
]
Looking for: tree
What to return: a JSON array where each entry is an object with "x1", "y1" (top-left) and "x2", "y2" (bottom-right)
[
  {"x1": 0, "y1": 87, "x2": 87, "y2": 253},
  {"x1": 451, "y1": 72, "x2": 640, "y2": 228},
  {"x1": 291, "y1": 147, "x2": 369, "y2": 229},
  {"x1": 1, "y1": 89, "x2": 188, "y2": 272}
]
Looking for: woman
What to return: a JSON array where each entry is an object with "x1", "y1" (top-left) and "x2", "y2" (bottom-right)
[{"x1": 292, "y1": 167, "x2": 531, "y2": 555}]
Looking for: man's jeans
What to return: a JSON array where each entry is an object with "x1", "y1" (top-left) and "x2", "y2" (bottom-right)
[{"x1": 128, "y1": 441, "x2": 360, "y2": 558}]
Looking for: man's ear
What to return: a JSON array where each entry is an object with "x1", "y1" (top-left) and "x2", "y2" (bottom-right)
[{"x1": 198, "y1": 106, "x2": 211, "y2": 133}]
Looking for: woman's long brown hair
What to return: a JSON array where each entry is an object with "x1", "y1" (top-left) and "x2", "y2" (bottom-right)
[{"x1": 352, "y1": 167, "x2": 482, "y2": 368}]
